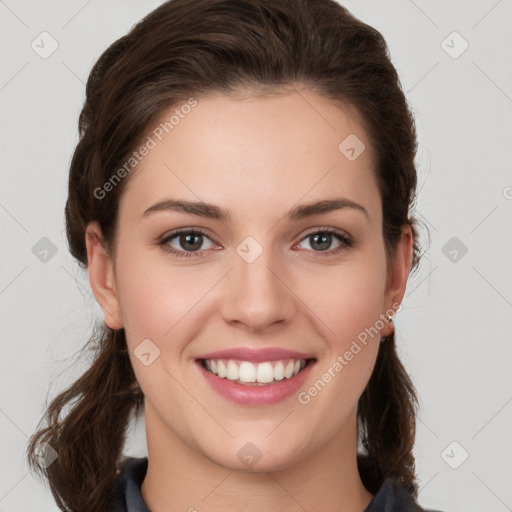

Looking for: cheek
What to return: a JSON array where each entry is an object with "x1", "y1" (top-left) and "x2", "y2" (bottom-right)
[
  {"x1": 114, "y1": 251, "x2": 201, "y2": 400},
  {"x1": 114, "y1": 246, "x2": 202, "y2": 341},
  {"x1": 294, "y1": 260, "x2": 387, "y2": 421},
  {"x1": 296, "y1": 251, "x2": 387, "y2": 402},
  {"x1": 298, "y1": 253, "x2": 388, "y2": 348}
]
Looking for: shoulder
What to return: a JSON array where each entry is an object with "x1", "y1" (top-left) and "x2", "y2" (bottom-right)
[
  {"x1": 108, "y1": 456, "x2": 149, "y2": 512},
  {"x1": 365, "y1": 476, "x2": 446, "y2": 512}
]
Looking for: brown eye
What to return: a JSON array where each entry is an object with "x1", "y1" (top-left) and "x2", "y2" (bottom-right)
[{"x1": 159, "y1": 229, "x2": 216, "y2": 258}]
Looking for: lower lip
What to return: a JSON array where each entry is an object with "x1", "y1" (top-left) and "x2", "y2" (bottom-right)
[{"x1": 197, "y1": 360, "x2": 315, "y2": 405}]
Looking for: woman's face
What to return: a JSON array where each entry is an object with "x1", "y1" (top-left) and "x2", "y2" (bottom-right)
[{"x1": 87, "y1": 89, "x2": 411, "y2": 471}]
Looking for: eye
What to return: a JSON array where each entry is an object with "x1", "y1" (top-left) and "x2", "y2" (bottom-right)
[
  {"x1": 159, "y1": 229, "x2": 217, "y2": 258},
  {"x1": 296, "y1": 228, "x2": 353, "y2": 254},
  {"x1": 158, "y1": 227, "x2": 353, "y2": 258}
]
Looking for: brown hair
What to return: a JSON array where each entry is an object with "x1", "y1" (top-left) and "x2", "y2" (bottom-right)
[{"x1": 26, "y1": 0, "x2": 424, "y2": 510}]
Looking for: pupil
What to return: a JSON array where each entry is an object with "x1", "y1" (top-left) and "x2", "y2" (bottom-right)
[
  {"x1": 181, "y1": 233, "x2": 202, "y2": 251},
  {"x1": 312, "y1": 233, "x2": 331, "y2": 251}
]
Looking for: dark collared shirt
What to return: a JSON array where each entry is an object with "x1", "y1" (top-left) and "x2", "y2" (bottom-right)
[{"x1": 109, "y1": 456, "x2": 444, "y2": 512}]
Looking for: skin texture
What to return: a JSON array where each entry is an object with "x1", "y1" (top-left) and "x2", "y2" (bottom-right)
[{"x1": 86, "y1": 89, "x2": 413, "y2": 512}]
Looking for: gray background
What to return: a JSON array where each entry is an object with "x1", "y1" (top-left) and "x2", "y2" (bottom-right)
[{"x1": 1, "y1": 1, "x2": 511, "y2": 511}]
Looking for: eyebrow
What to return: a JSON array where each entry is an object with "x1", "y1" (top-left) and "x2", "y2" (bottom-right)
[{"x1": 142, "y1": 197, "x2": 369, "y2": 222}]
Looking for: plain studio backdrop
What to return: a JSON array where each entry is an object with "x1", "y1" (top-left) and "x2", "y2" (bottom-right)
[{"x1": 1, "y1": 1, "x2": 511, "y2": 511}]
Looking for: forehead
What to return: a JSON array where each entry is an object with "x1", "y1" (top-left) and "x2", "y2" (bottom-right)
[{"x1": 118, "y1": 89, "x2": 381, "y2": 224}]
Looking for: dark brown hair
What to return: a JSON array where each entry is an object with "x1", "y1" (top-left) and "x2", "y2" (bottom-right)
[{"x1": 26, "y1": 0, "x2": 424, "y2": 510}]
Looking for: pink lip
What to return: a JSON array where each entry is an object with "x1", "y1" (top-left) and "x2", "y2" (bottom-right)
[
  {"x1": 196, "y1": 359, "x2": 316, "y2": 406},
  {"x1": 196, "y1": 346, "x2": 315, "y2": 363}
]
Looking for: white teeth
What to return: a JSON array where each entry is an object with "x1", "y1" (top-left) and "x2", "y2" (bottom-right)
[
  {"x1": 256, "y1": 362, "x2": 274, "y2": 383},
  {"x1": 284, "y1": 361, "x2": 294, "y2": 378},
  {"x1": 202, "y1": 358, "x2": 309, "y2": 384},
  {"x1": 239, "y1": 361, "x2": 256, "y2": 383},
  {"x1": 274, "y1": 361, "x2": 285, "y2": 380},
  {"x1": 226, "y1": 361, "x2": 239, "y2": 380},
  {"x1": 217, "y1": 360, "x2": 227, "y2": 378}
]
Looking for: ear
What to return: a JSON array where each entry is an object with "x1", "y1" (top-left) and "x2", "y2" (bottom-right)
[
  {"x1": 380, "y1": 224, "x2": 413, "y2": 337},
  {"x1": 85, "y1": 221, "x2": 123, "y2": 330}
]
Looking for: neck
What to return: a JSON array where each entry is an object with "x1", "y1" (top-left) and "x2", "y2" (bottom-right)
[{"x1": 140, "y1": 403, "x2": 374, "y2": 512}]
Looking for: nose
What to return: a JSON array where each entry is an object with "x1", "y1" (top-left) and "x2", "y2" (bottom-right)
[{"x1": 220, "y1": 242, "x2": 297, "y2": 334}]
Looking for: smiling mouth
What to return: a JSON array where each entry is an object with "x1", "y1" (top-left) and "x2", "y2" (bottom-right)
[{"x1": 198, "y1": 357, "x2": 316, "y2": 385}]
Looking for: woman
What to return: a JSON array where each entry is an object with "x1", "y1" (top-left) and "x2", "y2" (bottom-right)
[{"x1": 26, "y1": 1, "x2": 445, "y2": 511}]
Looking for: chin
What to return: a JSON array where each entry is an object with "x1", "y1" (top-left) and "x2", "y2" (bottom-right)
[{"x1": 202, "y1": 437, "x2": 306, "y2": 473}]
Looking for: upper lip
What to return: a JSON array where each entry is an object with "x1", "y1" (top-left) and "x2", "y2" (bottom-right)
[{"x1": 196, "y1": 347, "x2": 316, "y2": 363}]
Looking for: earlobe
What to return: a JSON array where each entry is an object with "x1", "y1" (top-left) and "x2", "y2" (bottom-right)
[{"x1": 85, "y1": 221, "x2": 123, "y2": 330}]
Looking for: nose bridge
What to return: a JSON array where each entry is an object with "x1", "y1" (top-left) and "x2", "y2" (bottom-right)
[{"x1": 221, "y1": 234, "x2": 295, "y2": 331}]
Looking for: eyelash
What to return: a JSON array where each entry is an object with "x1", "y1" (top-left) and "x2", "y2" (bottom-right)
[{"x1": 158, "y1": 227, "x2": 353, "y2": 258}]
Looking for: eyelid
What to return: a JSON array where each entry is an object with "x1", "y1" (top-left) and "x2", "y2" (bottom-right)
[
  {"x1": 299, "y1": 225, "x2": 352, "y2": 241},
  {"x1": 159, "y1": 227, "x2": 213, "y2": 241}
]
